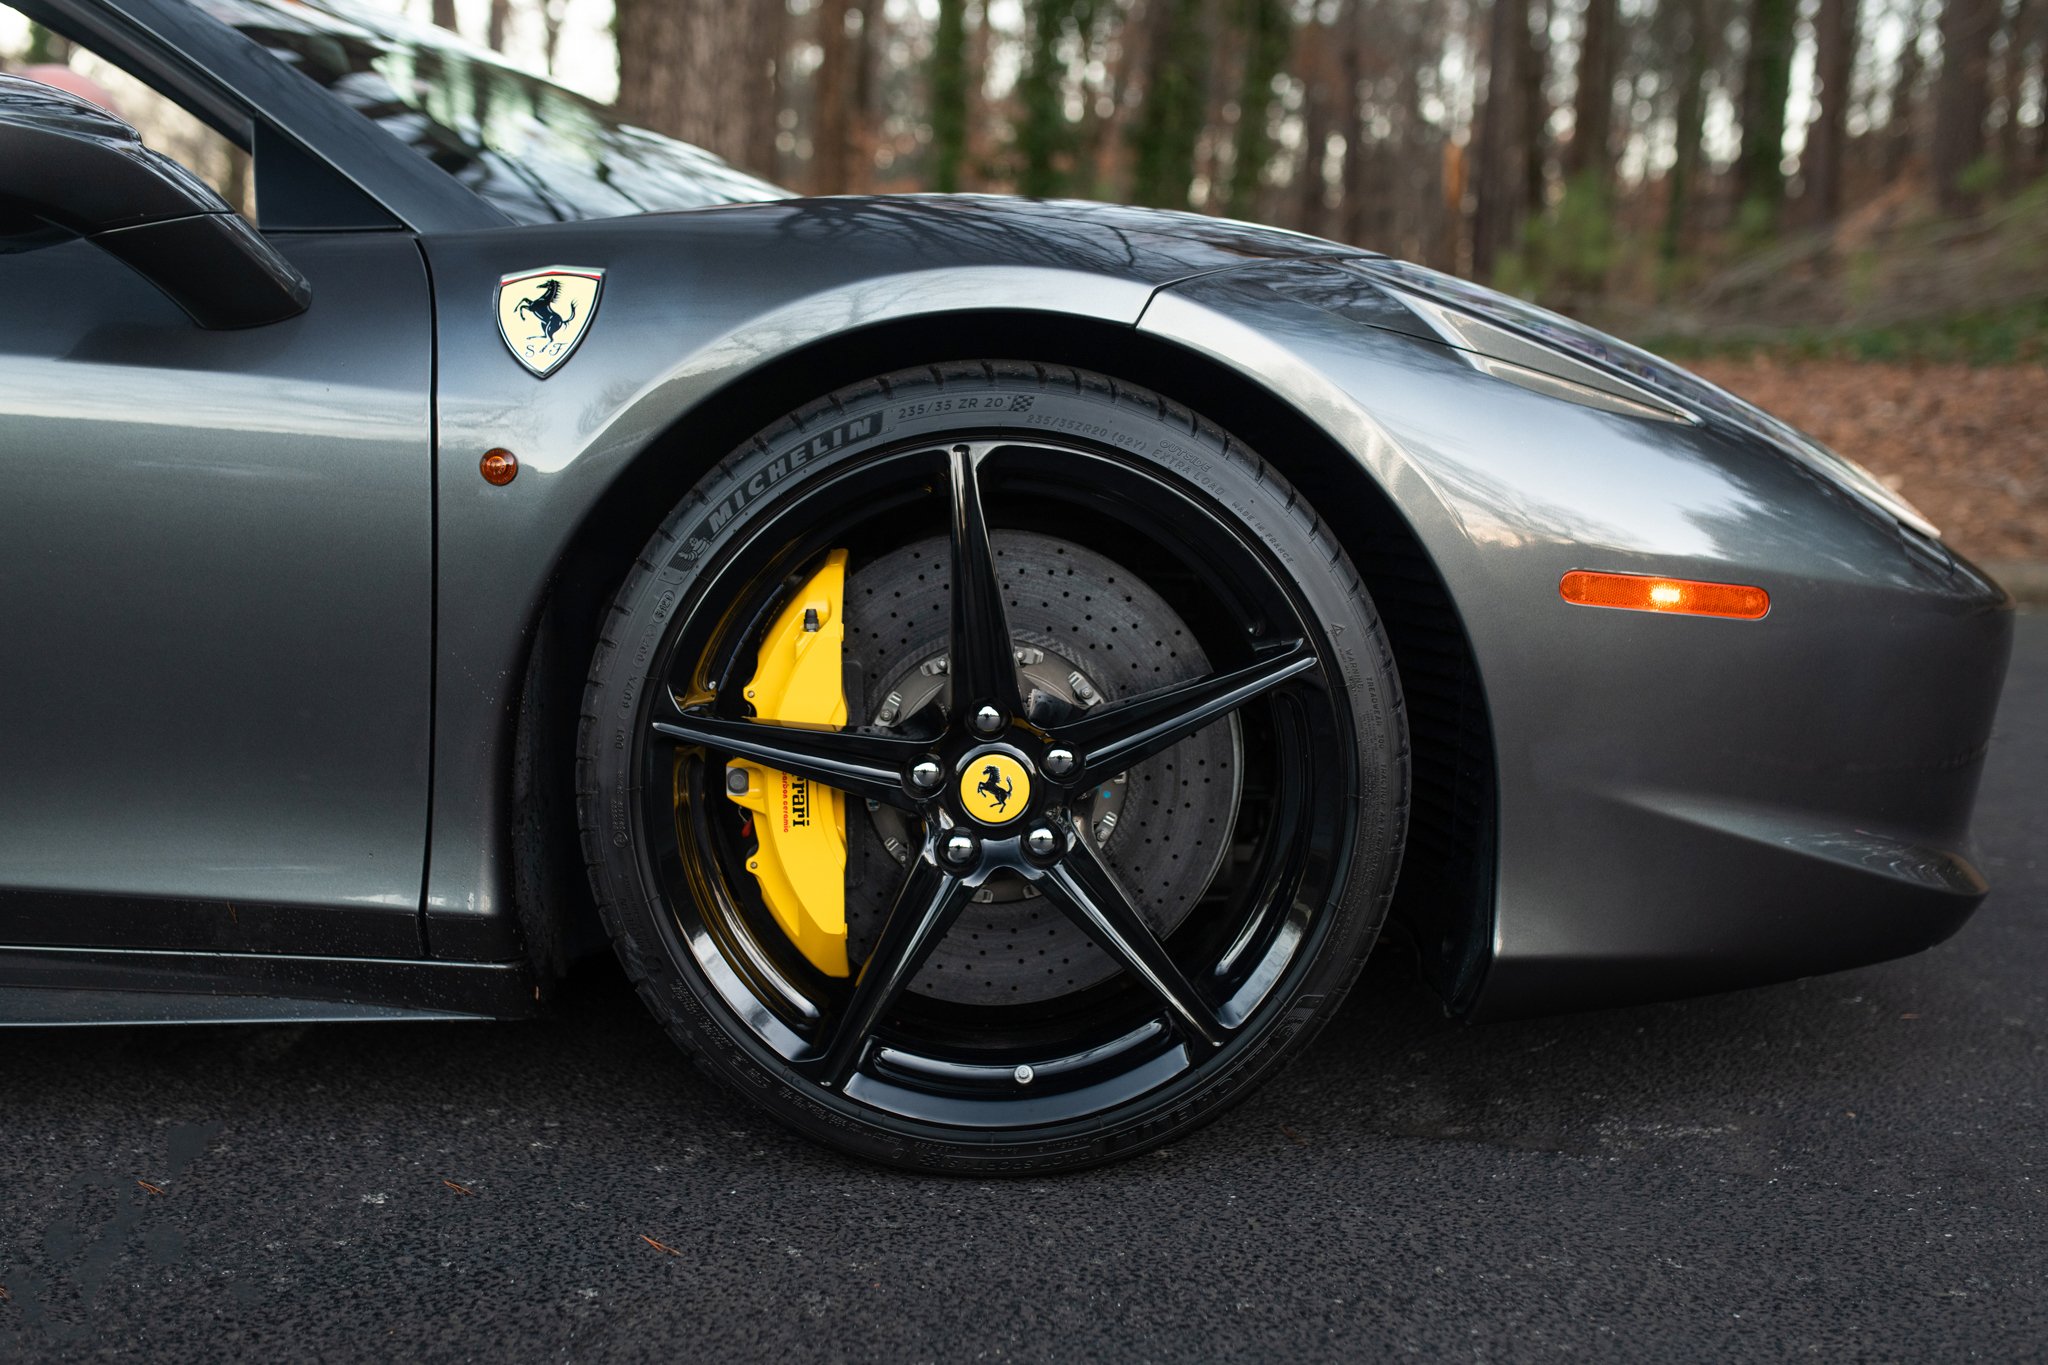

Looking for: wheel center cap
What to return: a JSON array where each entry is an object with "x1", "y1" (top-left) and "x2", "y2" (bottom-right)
[{"x1": 959, "y1": 751, "x2": 1030, "y2": 826}]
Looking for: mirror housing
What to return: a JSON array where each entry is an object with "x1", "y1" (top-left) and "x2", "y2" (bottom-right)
[{"x1": 0, "y1": 73, "x2": 310, "y2": 328}]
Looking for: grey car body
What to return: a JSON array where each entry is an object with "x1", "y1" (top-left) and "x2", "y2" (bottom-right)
[{"x1": 0, "y1": 0, "x2": 2011, "y2": 1029}]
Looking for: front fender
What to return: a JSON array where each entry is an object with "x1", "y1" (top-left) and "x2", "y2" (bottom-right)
[
  {"x1": 1142, "y1": 262, "x2": 2010, "y2": 1016},
  {"x1": 421, "y1": 201, "x2": 1343, "y2": 955}
]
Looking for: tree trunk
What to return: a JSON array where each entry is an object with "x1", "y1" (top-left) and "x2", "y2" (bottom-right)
[
  {"x1": 1290, "y1": 23, "x2": 1335, "y2": 235},
  {"x1": 1885, "y1": 2, "x2": 1927, "y2": 178},
  {"x1": 850, "y1": 4, "x2": 877, "y2": 192},
  {"x1": 486, "y1": 0, "x2": 510, "y2": 52},
  {"x1": 1080, "y1": 1, "x2": 1139, "y2": 195},
  {"x1": 967, "y1": 0, "x2": 995, "y2": 189},
  {"x1": 1735, "y1": 0, "x2": 1796, "y2": 232},
  {"x1": 1226, "y1": 0, "x2": 1292, "y2": 217},
  {"x1": 1129, "y1": 0, "x2": 1208, "y2": 207},
  {"x1": 930, "y1": 0, "x2": 970, "y2": 192},
  {"x1": 1195, "y1": 0, "x2": 1238, "y2": 208},
  {"x1": 1661, "y1": 0, "x2": 1708, "y2": 262},
  {"x1": 1471, "y1": 0, "x2": 1530, "y2": 277},
  {"x1": 1802, "y1": 0, "x2": 1856, "y2": 222},
  {"x1": 1932, "y1": 0, "x2": 1999, "y2": 210},
  {"x1": 1565, "y1": 0, "x2": 1616, "y2": 188},
  {"x1": 1993, "y1": 0, "x2": 2030, "y2": 183},
  {"x1": 2037, "y1": 12, "x2": 2048, "y2": 167},
  {"x1": 811, "y1": 0, "x2": 856, "y2": 192},
  {"x1": 1338, "y1": 0, "x2": 1369, "y2": 245},
  {"x1": 614, "y1": 0, "x2": 779, "y2": 175},
  {"x1": 431, "y1": 0, "x2": 457, "y2": 35},
  {"x1": 1018, "y1": 0, "x2": 1077, "y2": 196},
  {"x1": 752, "y1": 1, "x2": 785, "y2": 181},
  {"x1": 1521, "y1": 0, "x2": 1550, "y2": 214}
]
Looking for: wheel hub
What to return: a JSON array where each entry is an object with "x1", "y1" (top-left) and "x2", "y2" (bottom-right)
[{"x1": 836, "y1": 530, "x2": 1242, "y2": 1006}]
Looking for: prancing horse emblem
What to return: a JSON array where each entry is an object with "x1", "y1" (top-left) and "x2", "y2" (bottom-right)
[
  {"x1": 517, "y1": 279, "x2": 575, "y2": 345},
  {"x1": 976, "y1": 764, "x2": 1014, "y2": 814},
  {"x1": 495, "y1": 266, "x2": 603, "y2": 377},
  {"x1": 959, "y1": 752, "x2": 1029, "y2": 825}
]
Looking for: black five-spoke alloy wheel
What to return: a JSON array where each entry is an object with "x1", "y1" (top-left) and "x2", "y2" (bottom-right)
[{"x1": 580, "y1": 363, "x2": 1408, "y2": 1173}]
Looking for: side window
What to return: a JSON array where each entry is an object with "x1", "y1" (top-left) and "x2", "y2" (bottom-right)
[{"x1": 0, "y1": 6, "x2": 255, "y2": 216}]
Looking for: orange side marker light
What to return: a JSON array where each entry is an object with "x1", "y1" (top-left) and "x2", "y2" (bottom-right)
[
  {"x1": 1560, "y1": 570, "x2": 1769, "y2": 620},
  {"x1": 480, "y1": 448, "x2": 519, "y2": 485}
]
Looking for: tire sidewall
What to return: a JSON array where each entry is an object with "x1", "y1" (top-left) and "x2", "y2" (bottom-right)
[{"x1": 583, "y1": 366, "x2": 1404, "y2": 1174}]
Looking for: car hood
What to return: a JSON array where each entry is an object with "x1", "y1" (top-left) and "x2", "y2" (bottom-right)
[{"x1": 630, "y1": 194, "x2": 1376, "y2": 288}]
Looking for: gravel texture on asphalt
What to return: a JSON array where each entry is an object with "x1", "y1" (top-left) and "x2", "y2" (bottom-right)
[{"x1": 2, "y1": 617, "x2": 2042, "y2": 1362}]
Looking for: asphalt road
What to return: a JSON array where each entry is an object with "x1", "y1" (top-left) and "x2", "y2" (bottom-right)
[{"x1": 4, "y1": 617, "x2": 2043, "y2": 1363}]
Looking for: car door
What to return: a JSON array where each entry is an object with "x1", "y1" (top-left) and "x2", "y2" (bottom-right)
[{"x1": 0, "y1": 35, "x2": 433, "y2": 956}]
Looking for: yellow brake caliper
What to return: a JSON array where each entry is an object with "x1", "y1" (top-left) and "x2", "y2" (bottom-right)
[{"x1": 723, "y1": 549, "x2": 851, "y2": 977}]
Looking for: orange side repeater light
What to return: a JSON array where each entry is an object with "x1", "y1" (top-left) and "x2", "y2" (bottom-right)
[{"x1": 1560, "y1": 570, "x2": 1770, "y2": 620}]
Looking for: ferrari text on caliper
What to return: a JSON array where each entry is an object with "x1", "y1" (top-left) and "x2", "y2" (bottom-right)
[{"x1": 722, "y1": 549, "x2": 852, "y2": 976}]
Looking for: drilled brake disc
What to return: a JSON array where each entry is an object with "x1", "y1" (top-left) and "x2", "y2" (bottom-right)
[{"x1": 841, "y1": 531, "x2": 1242, "y2": 1006}]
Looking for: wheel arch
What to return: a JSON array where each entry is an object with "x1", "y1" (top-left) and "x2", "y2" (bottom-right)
[{"x1": 513, "y1": 310, "x2": 1499, "y2": 1012}]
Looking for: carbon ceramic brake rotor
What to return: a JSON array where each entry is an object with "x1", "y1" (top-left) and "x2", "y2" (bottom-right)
[{"x1": 841, "y1": 531, "x2": 1241, "y2": 1006}]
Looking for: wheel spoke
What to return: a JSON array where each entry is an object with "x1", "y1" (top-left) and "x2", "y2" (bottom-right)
[
  {"x1": 1036, "y1": 826, "x2": 1224, "y2": 1052},
  {"x1": 945, "y1": 443, "x2": 1025, "y2": 725},
  {"x1": 807, "y1": 851, "x2": 974, "y2": 1088},
  {"x1": 1058, "y1": 641, "x2": 1317, "y2": 786},
  {"x1": 650, "y1": 691, "x2": 927, "y2": 810}
]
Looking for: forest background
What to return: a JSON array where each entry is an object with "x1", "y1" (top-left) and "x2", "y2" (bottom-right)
[{"x1": 17, "y1": 0, "x2": 2048, "y2": 558}]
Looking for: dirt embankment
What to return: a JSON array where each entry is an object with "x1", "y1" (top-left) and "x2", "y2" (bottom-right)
[{"x1": 1689, "y1": 358, "x2": 2048, "y2": 563}]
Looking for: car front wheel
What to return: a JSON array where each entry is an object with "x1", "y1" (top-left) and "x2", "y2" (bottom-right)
[{"x1": 579, "y1": 362, "x2": 1407, "y2": 1173}]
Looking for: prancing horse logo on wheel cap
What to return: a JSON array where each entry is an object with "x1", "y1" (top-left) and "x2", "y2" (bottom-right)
[
  {"x1": 496, "y1": 266, "x2": 603, "y2": 377},
  {"x1": 960, "y1": 752, "x2": 1030, "y2": 826}
]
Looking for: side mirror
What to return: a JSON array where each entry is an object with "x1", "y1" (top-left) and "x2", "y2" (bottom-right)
[{"x1": 0, "y1": 73, "x2": 310, "y2": 328}]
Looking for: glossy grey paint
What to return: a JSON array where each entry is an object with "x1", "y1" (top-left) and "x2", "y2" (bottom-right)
[
  {"x1": 417, "y1": 200, "x2": 2006, "y2": 1016},
  {"x1": 417, "y1": 198, "x2": 1367, "y2": 955},
  {"x1": 1141, "y1": 262, "x2": 2010, "y2": 1014},
  {"x1": 0, "y1": 232, "x2": 433, "y2": 956}
]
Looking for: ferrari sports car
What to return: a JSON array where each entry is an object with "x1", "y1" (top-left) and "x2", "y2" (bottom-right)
[{"x1": 0, "y1": 0, "x2": 2012, "y2": 1172}]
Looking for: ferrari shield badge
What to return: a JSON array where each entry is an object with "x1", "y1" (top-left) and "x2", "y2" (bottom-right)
[{"x1": 496, "y1": 266, "x2": 603, "y2": 377}]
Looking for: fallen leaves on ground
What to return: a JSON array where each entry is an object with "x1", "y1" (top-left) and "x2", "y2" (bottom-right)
[
  {"x1": 136, "y1": 1180, "x2": 164, "y2": 1196},
  {"x1": 640, "y1": 1235, "x2": 681, "y2": 1256},
  {"x1": 442, "y1": 1179, "x2": 477, "y2": 1197},
  {"x1": 1689, "y1": 358, "x2": 2048, "y2": 562}
]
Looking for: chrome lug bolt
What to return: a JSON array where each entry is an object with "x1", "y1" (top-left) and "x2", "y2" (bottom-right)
[
  {"x1": 973, "y1": 705, "x2": 1005, "y2": 735},
  {"x1": 1043, "y1": 748, "x2": 1076, "y2": 778},
  {"x1": 909, "y1": 759, "x2": 943, "y2": 791},
  {"x1": 1025, "y1": 827, "x2": 1058, "y2": 858},
  {"x1": 943, "y1": 832, "x2": 978, "y2": 866}
]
